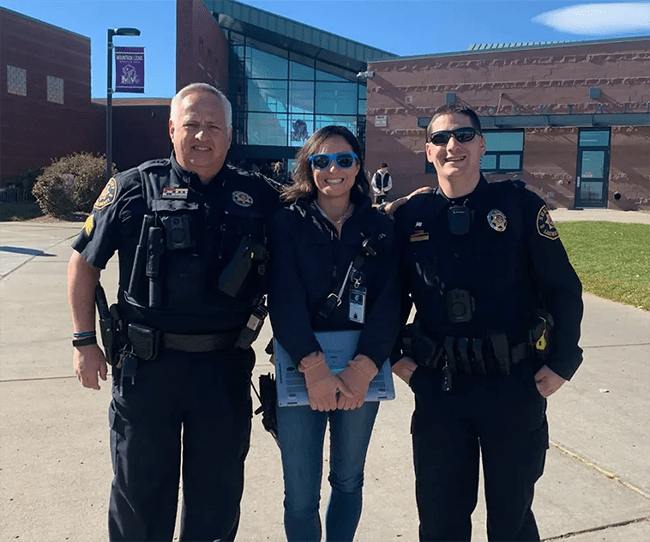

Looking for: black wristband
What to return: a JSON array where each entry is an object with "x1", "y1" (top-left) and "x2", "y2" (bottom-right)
[{"x1": 72, "y1": 336, "x2": 97, "y2": 347}]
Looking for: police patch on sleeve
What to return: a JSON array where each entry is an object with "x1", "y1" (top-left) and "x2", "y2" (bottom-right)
[
  {"x1": 83, "y1": 214, "x2": 94, "y2": 237},
  {"x1": 93, "y1": 177, "x2": 117, "y2": 210},
  {"x1": 536, "y1": 205, "x2": 559, "y2": 240}
]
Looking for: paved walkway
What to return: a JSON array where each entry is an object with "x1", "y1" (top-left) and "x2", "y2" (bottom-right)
[{"x1": 1, "y1": 215, "x2": 648, "y2": 541}]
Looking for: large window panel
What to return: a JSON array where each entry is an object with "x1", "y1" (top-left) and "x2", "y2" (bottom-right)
[
  {"x1": 247, "y1": 113, "x2": 288, "y2": 146},
  {"x1": 245, "y1": 46, "x2": 288, "y2": 80},
  {"x1": 290, "y1": 61, "x2": 314, "y2": 81},
  {"x1": 247, "y1": 79, "x2": 288, "y2": 113},
  {"x1": 289, "y1": 115, "x2": 313, "y2": 146},
  {"x1": 289, "y1": 81, "x2": 314, "y2": 113},
  {"x1": 315, "y1": 82, "x2": 357, "y2": 115},
  {"x1": 481, "y1": 130, "x2": 524, "y2": 173},
  {"x1": 315, "y1": 114, "x2": 356, "y2": 133},
  {"x1": 579, "y1": 130, "x2": 610, "y2": 147}
]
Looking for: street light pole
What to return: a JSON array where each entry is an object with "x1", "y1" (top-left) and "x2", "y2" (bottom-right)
[{"x1": 106, "y1": 27, "x2": 141, "y2": 181}]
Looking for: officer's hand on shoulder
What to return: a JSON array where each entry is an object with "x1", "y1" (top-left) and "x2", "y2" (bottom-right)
[
  {"x1": 383, "y1": 186, "x2": 432, "y2": 216},
  {"x1": 74, "y1": 344, "x2": 108, "y2": 390},
  {"x1": 534, "y1": 365, "x2": 566, "y2": 397}
]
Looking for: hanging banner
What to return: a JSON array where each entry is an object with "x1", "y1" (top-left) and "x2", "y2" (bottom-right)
[{"x1": 115, "y1": 46, "x2": 144, "y2": 93}]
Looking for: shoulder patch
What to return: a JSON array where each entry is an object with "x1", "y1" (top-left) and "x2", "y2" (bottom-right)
[
  {"x1": 83, "y1": 214, "x2": 94, "y2": 237},
  {"x1": 94, "y1": 177, "x2": 117, "y2": 210},
  {"x1": 536, "y1": 205, "x2": 559, "y2": 240}
]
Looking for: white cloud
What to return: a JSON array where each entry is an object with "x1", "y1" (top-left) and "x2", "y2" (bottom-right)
[{"x1": 533, "y1": 2, "x2": 650, "y2": 35}]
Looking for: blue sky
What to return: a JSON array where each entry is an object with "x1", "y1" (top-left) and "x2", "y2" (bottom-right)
[{"x1": 1, "y1": 0, "x2": 648, "y2": 99}]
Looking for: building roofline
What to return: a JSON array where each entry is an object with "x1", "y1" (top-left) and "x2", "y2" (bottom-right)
[
  {"x1": 0, "y1": 6, "x2": 90, "y2": 41},
  {"x1": 371, "y1": 34, "x2": 650, "y2": 63},
  {"x1": 203, "y1": 0, "x2": 397, "y2": 64}
]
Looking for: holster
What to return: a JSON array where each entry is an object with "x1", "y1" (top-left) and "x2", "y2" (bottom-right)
[
  {"x1": 95, "y1": 284, "x2": 122, "y2": 367},
  {"x1": 403, "y1": 321, "x2": 442, "y2": 369}
]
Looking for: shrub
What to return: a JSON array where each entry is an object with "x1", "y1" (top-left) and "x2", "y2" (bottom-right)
[{"x1": 32, "y1": 153, "x2": 113, "y2": 217}]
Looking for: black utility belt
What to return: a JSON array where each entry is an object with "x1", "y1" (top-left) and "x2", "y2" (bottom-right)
[
  {"x1": 127, "y1": 323, "x2": 239, "y2": 360},
  {"x1": 405, "y1": 325, "x2": 533, "y2": 377}
]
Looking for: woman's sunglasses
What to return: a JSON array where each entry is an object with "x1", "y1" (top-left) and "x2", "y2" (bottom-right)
[
  {"x1": 428, "y1": 127, "x2": 481, "y2": 146},
  {"x1": 309, "y1": 152, "x2": 358, "y2": 170}
]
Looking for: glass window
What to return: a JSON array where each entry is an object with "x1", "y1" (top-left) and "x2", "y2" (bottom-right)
[
  {"x1": 289, "y1": 81, "x2": 314, "y2": 114},
  {"x1": 581, "y1": 150, "x2": 605, "y2": 178},
  {"x1": 247, "y1": 113, "x2": 288, "y2": 146},
  {"x1": 579, "y1": 130, "x2": 610, "y2": 147},
  {"x1": 245, "y1": 46, "x2": 288, "y2": 80},
  {"x1": 47, "y1": 76, "x2": 64, "y2": 104},
  {"x1": 289, "y1": 115, "x2": 313, "y2": 146},
  {"x1": 480, "y1": 155, "x2": 498, "y2": 170},
  {"x1": 7, "y1": 65, "x2": 27, "y2": 96},
  {"x1": 315, "y1": 115, "x2": 356, "y2": 133},
  {"x1": 498, "y1": 154, "x2": 520, "y2": 170},
  {"x1": 316, "y1": 67, "x2": 348, "y2": 82},
  {"x1": 290, "y1": 61, "x2": 314, "y2": 81},
  {"x1": 315, "y1": 82, "x2": 357, "y2": 115},
  {"x1": 579, "y1": 181, "x2": 604, "y2": 202},
  {"x1": 358, "y1": 99, "x2": 366, "y2": 116},
  {"x1": 247, "y1": 79, "x2": 288, "y2": 113},
  {"x1": 485, "y1": 131, "x2": 524, "y2": 152},
  {"x1": 481, "y1": 130, "x2": 524, "y2": 173}
]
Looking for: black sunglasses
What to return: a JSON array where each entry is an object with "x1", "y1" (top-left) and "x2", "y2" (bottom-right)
[
  {"x1": 428, "y1": 127, "x2": 481, "y2": 146},
  {"x1": 309, "y1": 152, "x2": 358, "y2": 170}
]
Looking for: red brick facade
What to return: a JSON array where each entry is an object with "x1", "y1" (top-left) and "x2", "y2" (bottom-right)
[
  {"x1": 366, "y1": 38, "x2": 650, "y2": 210},
  {"x1": 0, "y1": 7, "x2": 103, "y2": 183}
]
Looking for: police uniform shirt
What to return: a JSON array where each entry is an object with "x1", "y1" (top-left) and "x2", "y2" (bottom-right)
[
  {"x1": 72, "y1": 154, "x2": 282, "y2": 333},
  {"x1": 394, "y1": 176, "x2": 584, "y2": 380}
]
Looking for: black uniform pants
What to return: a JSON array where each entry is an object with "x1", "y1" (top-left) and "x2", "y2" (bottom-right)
[
  {"x1": 108, "y1": 346, "x2": 254, "y2": 542},
  {"x1": 409, "y1": 361, "x2": 548, "y2": 542}
]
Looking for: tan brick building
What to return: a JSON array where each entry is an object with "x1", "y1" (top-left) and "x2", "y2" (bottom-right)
[{"x1": 366, "y1": 37, "x2": 650, "y2": 210}]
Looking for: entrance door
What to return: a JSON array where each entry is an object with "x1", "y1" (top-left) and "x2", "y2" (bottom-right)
[{"x1": 575, "y1": 129, "x2": 610, "y2": 208}]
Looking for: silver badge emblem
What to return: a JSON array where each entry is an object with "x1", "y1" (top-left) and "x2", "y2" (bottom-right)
[
  {"x1": 487, "y1": 209, "x2": 507, "y2": 232},
  {"x1": 232, "y1": 191, "x2": 253, "y2": 207}
]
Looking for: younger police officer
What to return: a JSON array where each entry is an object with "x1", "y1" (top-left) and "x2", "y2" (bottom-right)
[
  {"x1": 392, "y1": 104, "x2": 584, "y2": 541},
  {"x1": 68, "y1": 83, "x2": 281, "y2": 541}
]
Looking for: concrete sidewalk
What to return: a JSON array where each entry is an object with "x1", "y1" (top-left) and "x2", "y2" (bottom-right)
[{"x1": 1, "y1": 217, "x2": 649, "y2": 541}]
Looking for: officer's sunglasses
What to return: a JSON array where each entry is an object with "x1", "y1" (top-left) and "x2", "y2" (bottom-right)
[
  {"x1": 428, "y1": 127, "x2": 481, "y2": 146},
  {"x1": 309, "y1": 152, "x2": 358, "y2": 170}
]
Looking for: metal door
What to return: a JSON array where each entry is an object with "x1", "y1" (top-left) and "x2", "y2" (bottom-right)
[{"x1": 575, "y1": 129, "x2": 610, "y2": 208}]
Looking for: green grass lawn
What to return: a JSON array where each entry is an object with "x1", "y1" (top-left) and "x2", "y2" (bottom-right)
[{"x1": 556, "y1": 221, "x2": 650, "y2": 311}]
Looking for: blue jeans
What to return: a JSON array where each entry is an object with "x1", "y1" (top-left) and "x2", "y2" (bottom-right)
[{"x1": 277, "y1": 401, "x2": 380, "y2": 542}]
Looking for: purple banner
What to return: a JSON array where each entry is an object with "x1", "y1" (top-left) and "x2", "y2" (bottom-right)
[{"x1": 115, "y1": 46, "x2": 144, "y2": 93}]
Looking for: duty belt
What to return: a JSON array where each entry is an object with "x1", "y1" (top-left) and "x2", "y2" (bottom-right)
[
  {"x1": 127, "y1": 322, "x2": 240, "y2": 361},
  {"x1": 162, "y1": 331, "x2": 240, "y2": 353},
  {"x1": 404, "y1": 322, "x2": 534, "y2": 376}
]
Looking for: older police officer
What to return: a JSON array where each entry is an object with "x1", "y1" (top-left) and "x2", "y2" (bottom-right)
[
  {"x1": 68, "y1": 83, "x2": 281, "y2": 541},
  {"x1": 391, "y1": 104, "x2": 583, "y2": 541}
]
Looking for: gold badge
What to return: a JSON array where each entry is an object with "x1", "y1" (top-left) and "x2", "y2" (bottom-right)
[
  {"x1": 487, "y1": 209, "x2": 507, "y2": 232},
  {"x1": 93, "y1": 177, "x2": 117, "y2": 210},
  {"x1": 232, "y1": 191, "x2": 253, "y2": 207},
  {"x1": 84, "y1": 214, "x2": 94, "y2": 237},
  {"x1": 537, "y1": 205, "x2": 559, "y2": 240}
]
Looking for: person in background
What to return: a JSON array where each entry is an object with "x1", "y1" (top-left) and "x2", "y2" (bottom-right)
[
  {"x1": 68, "y1": 83, "x2": 282, "y2": 541},
  {"x1": 269, "y1": 125, "x2": 399, "y2": 542},
  {"x1": 371, "y1": 162, "x2": 392, "y2": 205},
  {"x1": 391, "y1": 104, "x2": 584, "y2": 541}
]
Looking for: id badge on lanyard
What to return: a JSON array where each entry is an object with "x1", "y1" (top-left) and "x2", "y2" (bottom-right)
[{"x1": 348, "y1": 270, "x2": 366, "y2": 324}]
